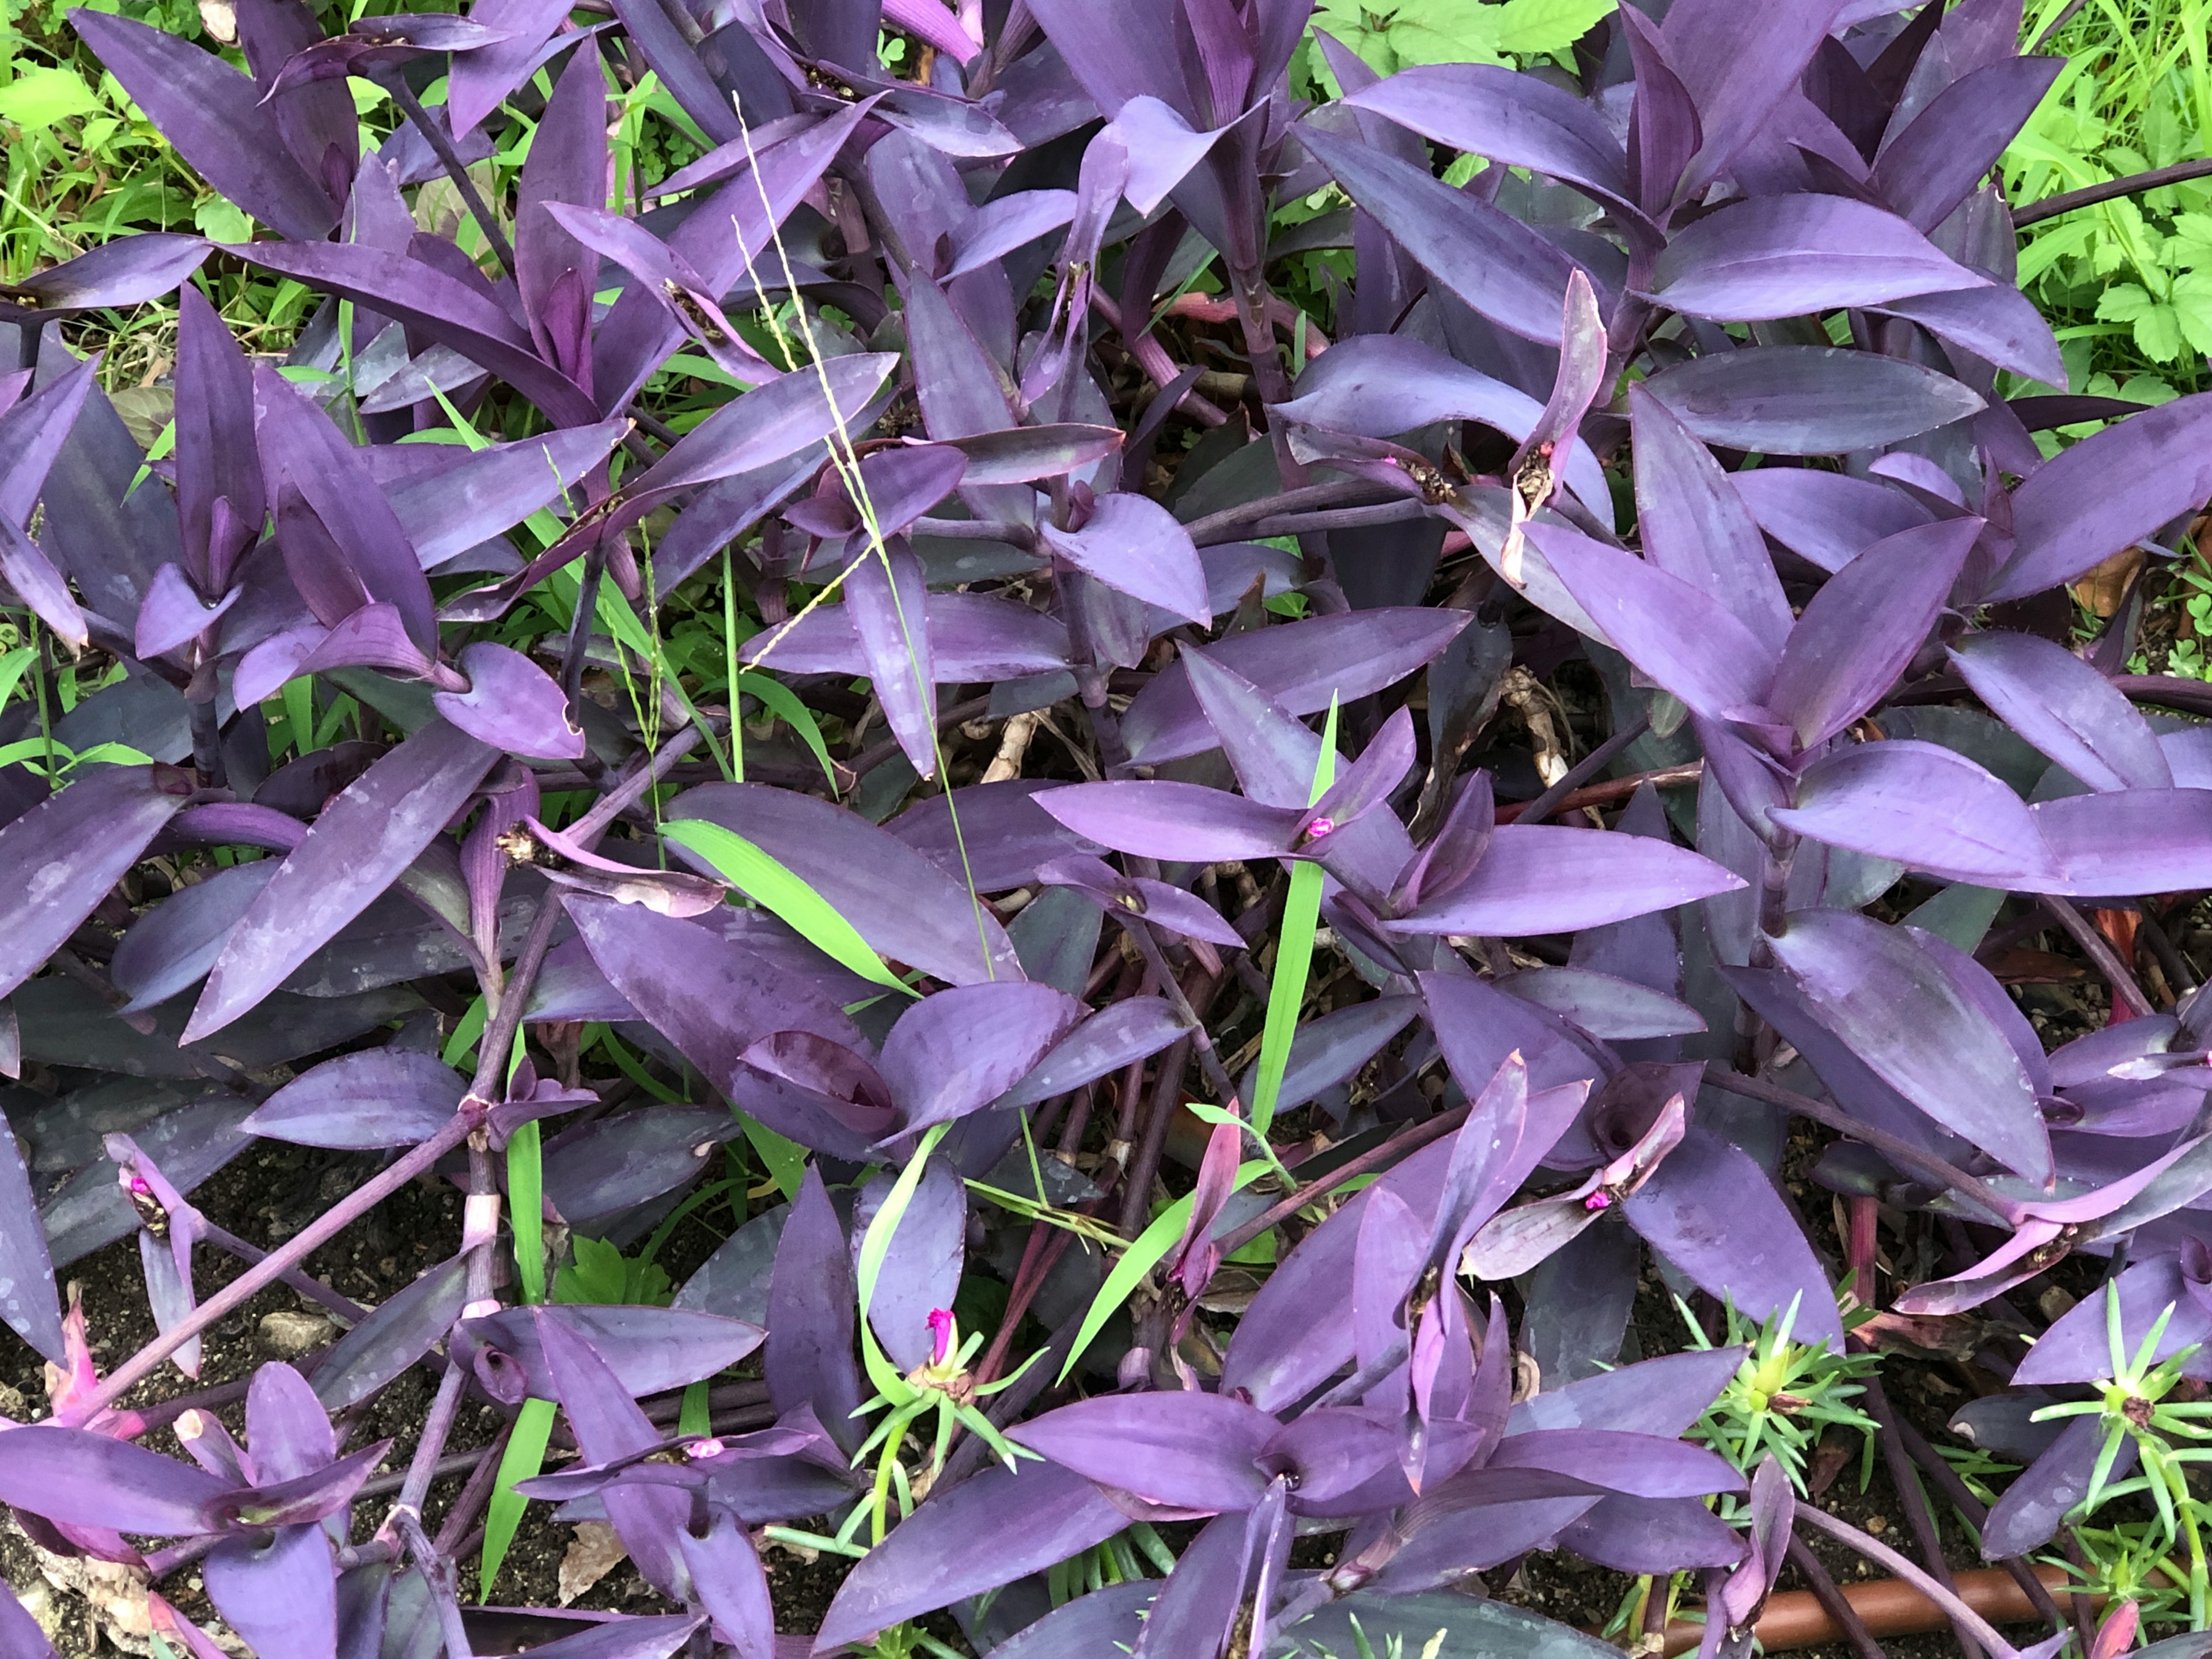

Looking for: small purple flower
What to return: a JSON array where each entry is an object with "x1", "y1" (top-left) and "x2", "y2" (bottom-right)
[
  {"x1": 927, "y1": 1308, "x2": 956, "y2": 1369},
  {"x1": 1584, "y1": 1190, "x2": 1612, "y2": 1213}
]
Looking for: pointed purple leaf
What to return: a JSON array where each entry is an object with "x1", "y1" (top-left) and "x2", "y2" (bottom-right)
[
  {"x1": 1033, "y1": 781, "x2": 1304, "y2": 863},
  {"x1": 312, "y1": 1252, "x2": 469, "y2": 1412},
  {"x1": 1012, "y1": 1393, "x2": 1276, "y2": 1513},
  {"x1": 676, "y1": 1509, "x2": 774, "y2": 1659},
  {"x1": 1342, "y1": 63, "x2": 1630, "y2": 207},
  {"x1": 1951, "y1": 631, "x2": 2169, "y2": 792},
  {"x1": 243, "y1": 1048, "x2": 464, "y2": 1150},
  {"x1": 879, "y1": 982, "x2": 1084, "y2": 1135},
  {"x1": 1000, "y1": 997, "x2": 1191, "y2": 1109},
  {"x1": 1873, "y1": 55, "x2": 2065, "y2": 231},
  {"x1": 1647, "y1": 195, "x2": 1985, "y2": 320},
  {"x1": 1732, "y1": 468, "x2": 1933, "y2": 574},
  {"x1": 2030, "y1": 789, "x2": 2212, "y2": 896},
  {"x1": 1629, "y1": 387, "x2": 1793, "y2": 656},
  {"x1": 0, "y1": 1425, "x2": 228, "y2": 1534},
  {"x1": 1770, "y1": 738, "x2": 2060, "y2": 886},
  {"x1": 767, "y1": 1168, "x2": 864, "y2": 1456},
  {"x1": 431, "y1": 640, "x2": 586, "y2": 760},
  {"x1": 857, "y1": 1153, "x2": 965, "y2": 1370},
  {"x1": 1041, "y1": 492, "x2": 1209, "y2": 624},
  {"x1": 204, "y1": 1524, "x2": 337, "y2": 1659},
  {"x1": 1639, "y1": 346, "x2": 1985, "y2": 455},
  {"x1": 185, "y1": 721, "x2": 497, "y2": 1041}
]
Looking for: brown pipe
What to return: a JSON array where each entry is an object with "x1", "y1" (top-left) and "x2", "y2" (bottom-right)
[{"x1": 1656, "y1": 1565, "x2": 2076, "y2": 1656}]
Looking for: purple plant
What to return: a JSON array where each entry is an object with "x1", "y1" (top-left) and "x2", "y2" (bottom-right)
[{"x1": 0, "y1": 0, "x2": 2209, "y2": 1652}]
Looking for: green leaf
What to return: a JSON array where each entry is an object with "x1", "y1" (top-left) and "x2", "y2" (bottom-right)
[
  {"x1": 736, "y1": 671, "x2": 838, "y2": 791},
  {"x1": 507, "y1": 1120, "x2": 546, "y2": 1305},
  {"x1": 737, "y1": 1111, "x2": 807, "y2": 1202},
  {"x1": 854, "y1": 1122, "x2": 953, "y2": 1403},
  {"x1": 1249, "y1": 697, "x2": 1339, "y2": 1139},
  {"x1": 1491, "y1": 0, "x2": 1616, "y2": 55},
  {"x1": 1058, "y1": 1160, "x2": 1267, "y2": 1384},
  {"x1": 662, "y1": 817, "x2": 912, "y2": 994},
  {"x1": 191, "y1": 196, "x2": 251, "y2": 245},
  {"x1": 480, "y1": 1397, "x2": 556, "y2": 1600},
  {"x1": 0, "y1": 66, "x2": 104, "y2": 129}
]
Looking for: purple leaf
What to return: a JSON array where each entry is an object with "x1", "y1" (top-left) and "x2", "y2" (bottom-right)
[
  {"x1": 676, "y1": 1509, "x2": 774, "y2": 1659},
  {"x1": 1000, "y1": 997, "x2": 1191, "y2": 1109},
  {"x1": 767, "y1": 1168, "x2": 865, "y2": 1455},
  {"x1": 1497, "y1": 967, "x2": 1705, "y2": 1041},
  {"x1": 468, "y1": 1305, "x2": 763, "y2": 1402},
  {"x1": 1872, "y1": 55, "x2": 2065, "y2": 231},
  {"x1": 1271, "y1": 333, "x2": 1611, "y2": 522},
  {"x1": 0, "y1": 355, "x2": 97, "y2": 529},
  {"x1": 847, "y1": 540, "x2": 940, "y2": 780},
  {"x1": 135, "y1": 562, "x2": 238, "y2": 661},
  {"x1": 2029, "y1": 789, "x2": 2212, "y2": 896},
  {"x1": 1341, "y1": 63, "x2": 1631, "y2": 209},
  {"x1": 1036, "y1": 855, "x2": 1245, "y2": 949},
  {"x1": 817, "y1": 1460, "x2": 1127, "y2": 1647},
  {"x1": 185, "y1": 721, "x2": 497, "y2": 1041},
  {"x1": 944, "y1": 189, "x2": 1079, "y2": 278},
  {"x1": 493, "y1": 1617, "x2": 706, "y2": 1659},
  {"x1": 1022, "y1": 0, "x2": 1196, "y2": 122},
  {"x1": 879, "y1": 981, "x2": 1084, "y2": 1135},
  {"x1": 3, "y1": 233, "x2": 209, "y2": 314},
  {"x1": 1629, "y1": 387, "x2": 1793, "y2": 655},
  {"x1": 537, "y1": 1315, "x2": 691, "y2": 1596},
  {"x1": 243, "y1": 1048, "x2": 464, "y2": 1150},
  {"x1": 2014, "y1": 1258, "x2": 2212, "y2": 1387},
  {"x1": 745, "y1": 592, "x2": 1072, "y2": 681},
  {"x1": 856, "y1": 1153, "x2": 965, "y2": 1370},
  {"x1": 1122, "y1": 609, "x2": 1471, "y2": 764},
  {"x1": 0, "y1": 764, "x2": 190, "y2": 1004},
  {"x1": 70, "y1": 10, "x2": 339, "y2": 240},
  {"x1": 889, "y1": 783, "x2": 1106, "y2": 895},
  {"x1": 986, "y1": 1583, "x2": 1153, "y2": 1658},
  {"x1": 931, "y1": 424, "x2": 1125, "y2": 486},
  {"x1": 1488, "y1": 1429, "x2": 1744, "y2": 1500},
  {"x1": 1041, "y1": 492, "x2": 1209, "y2": 623},
  {"x1": 0, "y1": 513, "x2": 86, "y2": 647},
  {"x1": 1620, "y1": 1124, "x2": 1844, "y2": 1347},
  {"x1": 668, "y1": 783, "x2": 1024, "y2": 984},
  {"x1": 515, "y1": 44, "x2": 608, "y2": 365},
  {"x1": 1523, "y1": 522, "x2": 1777, "y2": 724},
  {"x1": 204, "y1": 1525, "x2": 337, "y2": 1659},
  {"x1": 1661, "y1": 0, "x2": 1853, "y2": 197},
  {"x1": 311, "y1": 1252, "x2": 469, "y2": 1411},
  {"x1": 1033, "y1": 781, "x2": 1305, "y2": 862},
  {"x1": 1768, "y1": 909, "x2": 2050, "y2": 1183},
  {"x1": 1874, "y1": 283, "x2": 2067, "y2": 389},
  {"x1": 1993, "y1": 392, "x2": 2212, "y2": 603},
  {"x1": 0, "y1": 1093, "x2": 60, "y2": 1361},
  {"x1": 540, "y1": 1106, "x2": 741, "y2": 1229},
  {"x1": 1950, "y1": 631, "x2": 2169, "y2": 792},
  {"x1": 1983, "y1": 1415, "x2": 2132, "y2": 1558},
  {"x1": 1013, "y1": 1393, "x2": 1276, "y2": 1513},
  {"x1": 1731, "y1": 468, "x2": 1933, "y2": 574},
  {"x1": 0, "y1": 1582, "x2": 56, "y2": 1659},
  {"x1": 383, "y1": 418, "x2": 627, "y2": 570},
  {"x1": 563, "y1": 896, "x2": 868, "y2": 1086},
  {"x1": 433, "y1": 641, "x2": 586, "y2": 760},
  {"x1": 1560, "y1": 1494, "x2": 1747, "y2": 1574},
  {"x1": 0, "y1": 1425, "x2": 228, "y2": 1534},
  {"x1": 1767, "y1": 517, "x2": 1980, "y2": 749},
  {"x1": 1297, "y1": 122, "x2": 1581, "y2": 347},
  {"x1": 1615, "y1": 5, "x2": 1699, "y2": 212},
  {"x1": 1639, "y1": 346, "x2": 1985, "y2": 455},
  {"x1": 1647, "y1": 195, "x2": 1986, "y2": 319},
  {"x1": 445, "y1": 0, "x2": 574, "y2": 134},
  {"x1": 1770, "y1": 739, "x2": 2060, "y2": 886},
  {"x1": 234, "y1": 243, "x2": 596, "y2": 427}
]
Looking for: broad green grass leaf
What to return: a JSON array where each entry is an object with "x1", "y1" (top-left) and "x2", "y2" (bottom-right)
[
  {"x1": 507, "y1": 1119, "x2": 546, "y2": 1305},
  {"x1": 480, "y1": 1396, "x2": 556, "y2": 1600},
  {"x1": 1249, "y1": 698, "x2": 1339, "y2": 1139},
  {"x1": 662, "y1": 817, "x2": 911, "y2": 994}
]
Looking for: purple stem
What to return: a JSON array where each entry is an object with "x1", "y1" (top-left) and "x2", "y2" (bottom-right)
[
  {"x1": 1793, "y1": 1503, "x2": 2031, "y2": 1659},
  {"x1": 395, "y1": 1505, "x2": 476, "y2": 1659}
]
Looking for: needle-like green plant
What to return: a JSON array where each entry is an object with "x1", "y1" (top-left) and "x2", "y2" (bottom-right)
[{"x1": 1679, "y1": 1293, "x2": 1880, "y2": 1491}]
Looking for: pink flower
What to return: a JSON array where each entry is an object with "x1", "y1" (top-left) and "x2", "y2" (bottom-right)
[{"x1": 927, "y1": 1308, "x2": 956, "y2": 1368}]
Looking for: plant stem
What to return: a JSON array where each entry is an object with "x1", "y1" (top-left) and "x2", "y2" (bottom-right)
[
  {"x1": 196, "y1": 1218, "x2": 369, "y2": 1325},
  {"x1": 82, "y1": 1109, "x2": 482, "y2": 1417},
  {"x1": 2013, "y1": 156, "x2": 2212, "y2": 227},
  {"x1": 1888, "y1": 1414, "x2": 2068, "y2": 1635},
  {"x1": 1861, "y1": 1370, "x2": 1983, "y2": 1659},
  {"x1": 1112, "y1": 914, "x2": 1238, "y2": 1105},
  {"x1": 1784, "y1": 1536, "x2": 1891, "y2": 1659},
  {"x1": 376, "y1": 70, "x2": 516, "y2": 279},
  {"x1": 1214, "y1": 1100, "x2": 1472, "y2": 1259},
  {"x1": 395, "y1": 1505, "x2": 476, "y2": 1659},
  {"x1": 1793, "y1": 1504, "x2": 2033, "y2": 1659},
  {"x1": 1508, "y1": 715, "x2": 1652, "y2": 828},
  {"x1": 2045, "y1": 895, "x2": 2157, "y2": 1018}
]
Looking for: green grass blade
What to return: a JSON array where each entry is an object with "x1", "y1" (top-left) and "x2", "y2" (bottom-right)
[
  {"x1": 507, "y1": 1119, "x2": 546, "y2": 1306},
  {"x1": 853, "y1": 1122, "x2": 952, "y2": 1402},
  {"x1": 736, "y1": 670, "x2": 838, "y2": 791},
  {"x1": 662, "y1": 816, "x2": 912, "y2": 994},
  {"x1": 737, "y1": 1111, "x2": 807, "y2": 1202},
  {"x1": 1249, "y1": 697, "x2": 1339, "y2": 1138},
  {"x1": 479, "y1": 1396, "x2": 556, "y2": 1600},
  {"x1": 1058, "y1": 1161, "x2": 1267, "y2": 1384}
]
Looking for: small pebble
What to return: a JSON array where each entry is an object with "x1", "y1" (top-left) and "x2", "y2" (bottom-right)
[
  {"x1": 258, "y1": 1309, "x2": 335, "y2": 1357},
  {"x1": 1865, "y1": 1516, "x2": 1888, "y2": 1535}
]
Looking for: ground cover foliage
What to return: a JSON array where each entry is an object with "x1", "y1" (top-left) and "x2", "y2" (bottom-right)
[{"x1": 4, "y1": 0, "x2": 2212, "y2": 1656}]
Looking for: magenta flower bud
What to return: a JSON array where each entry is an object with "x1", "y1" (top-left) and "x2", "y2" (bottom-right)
[
  {"x1": 1305, "y1": 816, "x2": 1336, "y2": 840},
  {"x1": 1583, "y1": 1190, "x2": 1612, "y2": 1212},
  {"x1": 685, "y1": 1437, "x2": 724, "y2": 1460},
  {"x1": 927, "y1": 1308, "x2": 956, "y2": 1368}
]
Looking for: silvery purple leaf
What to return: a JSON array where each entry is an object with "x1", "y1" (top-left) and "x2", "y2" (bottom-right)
[
  {"x1": 0, "y1": 1582, "x2": 56, "y2": 1658},
  {"x1": 817, "y1": 1459, "x2": 1127, "y2": 1648},
  {"x1": 0, "y1": 354, "x2": 96, "y2": 529},
  {"x1": 1560, "y1": 1494, "x2": 1747, "y2": 1574},
  {"x1": 468, "y1": 1305, "x2": 762, "y2": 1403},
  {"x1": 134, "y1": 562, "x2": 238, "y2": 661},
  {"x1": 1661, "y1": 0, "x2": 1854, "y2": 198},
  {"x1": 2015, "y1": 1257, "x2": 2212, "y2": 1387},
  {"x1": 0, "y1": 763, "x2": 190, "y2": 1005},
  {"x1": 676, "y1": 1508, "x2": 775, "y2": 1659},
  {"x1": 1646, "y1": 195, "x2": 1986, "y2": 320},
  {"x1": 767, "y1": 1168, "x2": 865, "y2": 1456},
  {"x1": 846, "y1": 539, "x2": 940, "y2": 779},
  {"x1": 1769, "y1": 909, "x2": 2050, "y2": 1184},
  {"x1": 430, "y1": 639, "x2": 586, "y2": 760},
  {"x1": 1000, "y1": 997, "x2": 1190, "y2": 1109},
  {"x1": 1, "y1": 233, "x2": 210, "y2": 315},
  {"x1": 1621, "y1": 1125, "x2": 1844, "y2": 1347},
  {"x1": 204, "y1": 1524, "x2": 338, "y2": 1659},
  {"x1": 1496, "y1": 967, "x2": 1705, "y2": 1041},
  {"x1": 1995, "y1": 392, "x2": 2212, "y2": 604},
  {"x1": 1013, "y1": 1393, "x2": 1276, "y2": 1514},
  {"x1": 1129, "y1": 1508, "x2": 1245, "y2": 1659},
  {"x1": 0, "y1": 1094, "x2": 60, "y2": 1361},
  {"x1": 1983, "y1": 1414, "x2": 2133, "y2": 1559},
  {"x1": 445, "y1": 0, "x2": 575, "y2": 134},
  {"x1": 1766, "y1": 516, "x2": 1981, "y2": 750},
  {"x1": 1034, "y1": 781, "x2": 1305, "y2": 863},
  {"x1": 1297, "y1": 122, "x2": 1580, "y2": 347},
  {"x1": 493, "y1": 1616, "x2": 706, "y2": 1659},
  {"x1": 855, "y1": 1152, "x2": 964, "y2": 1370},
  {"x1": 537, "y1": 1313, "x2": 692, "y2": 1596},
  {"x1": 0, "y1": 512, "x2": 88, "y2": 648},
  {"x1": 747, "y1": 592, "x2": 1072, "y2": 681},
  {"x1": 1950, "y1": 631, "x2": 2168, "y2": 792},
  {"x1": 1872, "y1": 55, "x2": 2065, "y2": 232},
  {"x1": 381, "y1": 417, "x2": 627, "y2": 570},
  {"x1": 243, "y1": 1049, "x2": 464, "y2": 1150},
  {"x1": 1638, "y1": 346, "x2": 1985, "y2": 454},
  {"x1": 943, "y1": 188, "x2": 1079, "y2": 279},
  {"x1": 930, "y1": 424, "x2": 1125, "y2": 486},
  {"x1": 1488, "y1": 1430, "x2": 1744, "y2": 1500},
  {"x1": 186, "y1": 721, "x2": 497, "y2": 1041},
  {"x1": 311, "y1": 1252, "x2": 469, "y2": 1411},
  {"x1": 1392, "y1": 822, "x2": 1746, "y2": 940},
  {"x1": 1041, "y1": 491, "x2": 1209, "y2": 624},
  {"x1": 1121, "y1": 609, "x2": 1471, "y2": 764},
  {"x1": 1730, "y1": 469, "x2": 1933, "y2": 574},
  {"x1": 1770, "y1": 739, "x2": 2059, "y2": 887},
  {"x1": 726, "y1": 1035, "x2": 895, "y2": 1162},
  {"x1": 1035, "y1": 855, "x2": 1244, "y2": 949},
  {"x1": 879, "y1": 981, "x2": 1084, "y2": 1136},
  {"x1": 514, "y1": 45, "x2": 608, "y2": 365},
  {"x1": 0, "y1": 1425, "x2": 228, "y2": 1534},
  {"x1": 2030, "y1": 789, "x2": 2212, "y2": 896},
  {"x1": 1342, "y1": 62, "x2": 1630, "y2": 208},
  {"x1": 1525, "y1": 522, "x2": 1776, "y2": 724},
  {"x1": 888, "y1": 783, "x2": 1104, "y2": 896},
  {"x1": 1874, "y1": 283, "x2": 2067, "y2": 389},
  {"x1": 987, "y1": 1582, "x2": 1154, "y2": 1658},
  {"x1": 1629, "y1": 387, "x2": 1792, "y2": 656},
  {"x1": 541, "y1": 1106, "x2": 739, "y2": 1230},
  {"x1": 71, "y1": 10, "x2": 339, "y2": 241},
  {"x1": 669, "y1": 783, "x2": 1024, "y2": 984}
]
